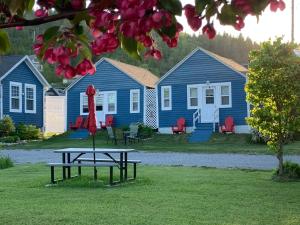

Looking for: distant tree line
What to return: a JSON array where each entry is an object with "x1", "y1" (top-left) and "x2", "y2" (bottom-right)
[{"x1": 5, "y1": 24, "x2": 258, "y2": 85}]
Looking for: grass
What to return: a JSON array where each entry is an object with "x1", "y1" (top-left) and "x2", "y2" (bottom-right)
[
  {"x1": 3, "y1": 131, "x2": 300, "y2": 155},
  {"x1": 0, "y1": 155, "x2": 13, "y2": 169},
  {"x1": 0, "y1": 164, "x2": 299, "y2": 225}
]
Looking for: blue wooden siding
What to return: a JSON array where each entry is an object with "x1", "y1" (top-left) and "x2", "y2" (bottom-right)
[
  {"x1": 2, "y1": 62, "x2": 44, "y2": 127},
  {"x1": 67, "y1": 60, "x2": 144, "y2": 128},
  {"x1": 158, "y1": 49, "x2": 248, "y2": 128}
]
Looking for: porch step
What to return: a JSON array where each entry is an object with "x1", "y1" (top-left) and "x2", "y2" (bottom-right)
[{"x1": 188, "y1": 123, "x2": 213, "y2": 143}]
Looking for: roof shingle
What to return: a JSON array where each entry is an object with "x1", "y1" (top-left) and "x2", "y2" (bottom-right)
[
  {"x1": 0, "y1": 55, "x2": 24, "y2": 78},
  {"x1": 104, "y1": 58, "x2": 159, "y2": 88}
]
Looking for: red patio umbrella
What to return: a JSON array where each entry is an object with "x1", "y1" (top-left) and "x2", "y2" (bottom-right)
[{"x1": 86, "y1": 85, "x2": 97, "y2": 180}]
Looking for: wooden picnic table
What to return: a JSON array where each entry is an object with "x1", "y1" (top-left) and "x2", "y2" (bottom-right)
[{"x1": 49, "y1": 148, "x2": 138, "y2": 185}]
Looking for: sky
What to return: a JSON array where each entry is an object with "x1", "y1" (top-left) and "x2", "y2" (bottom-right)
[{"x1": 177, "y1": 0, "x2": 300, "y2": 43}]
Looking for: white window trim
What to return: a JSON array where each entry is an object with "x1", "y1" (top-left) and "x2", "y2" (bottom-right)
[
  {"x1": 130, "y1": 89, "x2": 140, "y2": 113},
  {"x1": 24, "y1": 84, "x2": 36, "y2": 113},
  {"x1": 9, "y1": 82, "x2": 22, "y2": 113},
  {"x1": 106, "y1": 91, "x2": 117, "y2": 114},
  {"x1": 161, "y1": 86, "x2": 172, "y2": 110},
  {"x1": 219, "y1": 82, "x2": 232, "y2": 108},
  {"x1": 80, "y1": 92, "x2": 89, "y2": 115},
  {"x1": 187, "y1": 84, "x2": 200, "y2": 109}
]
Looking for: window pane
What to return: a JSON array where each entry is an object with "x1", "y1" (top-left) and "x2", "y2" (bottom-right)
[
  {"x1": 221, "y1": 96, "x2": 229, "y2": 105},
  {"x1": 132, "y1": 102, "x2": 138, "y2": 111},
  {"x1": 82, "y1": 95, "x2": 88, "y2": 113},
  {"x1": 206, "y1": 96, "x2": 214, "y2": 104},
  {"x1": 11, "y1": 86, "x2": 19, "y2": 97},
  {"x1": 190, "y1": 98, "x2": 198, "y2": 107},
  {"x1": 26, "y1": 88, "x2": 34, "y2": 99},
  {"x1": 163, "y1": 88, "x2": 169, "y2": 98},
  {"x1": 11, "y1": 98, "x2": 19, "y2": 109},
  {"x1": 108, "y1": 93, "x2": 115, "y2": 104},
  {"x1": 221, "y1": 86, "x2": 229, "y2": 95},
  {"x1": 206, "y1": 88, "x2": 214, "y2": 97},
  {"x1": 190, "y1": 88, "x2": 197, "y2": 98},
  {"x1": 108, "y1": 103, "x2": 115, "y2": 112},
  {"x1": 27, "y1": 99, "x2": 34, "y2": 110},
  {"x1": 132, "y1": 92, "x2": 139, "y2": 102},
  {"x1": 164, "y1": 99, "x2": 170, "y2": 108},
  {"x1": 95, "y1": 95, "x2": 103, "y2": 111}
]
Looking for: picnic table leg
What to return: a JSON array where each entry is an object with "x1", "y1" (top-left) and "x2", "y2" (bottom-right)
[
  {"x1": 133, "y1": 163, "x2": 137, "y2": 179},
  {"x1": 124, "y1": 152, "x2": 128, "y2": 180},
  {"x1": 62, "y1": 153, "x2": 66, "y2": 180},
  {"x1": 78, "y1": 160, "x2": 81, "y2": 176},
  {"x1": 51, "y1": 166, "x2": 55, "y2": 184},
  {"x1": 67, "y1": 153, "x2": 71, "y2": 178},
  {"x1": 109, "y1": 166, "x2": 113, "y2": 185},
  {"x1": 120, "y1": 152, "x2": 123, "y2": 182}
]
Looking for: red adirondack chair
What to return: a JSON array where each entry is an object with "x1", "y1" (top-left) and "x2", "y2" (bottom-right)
[
  {"x1": 100, "y1": 115, "x2": 114, "y2": 129},
  {"x1": 69, "y1": 116, "x2": 84, "y2": 130},
  {"x1": 82, "y1": 116, "x2": 89, "y2": 129},
  {"x1": 172, "y1": 117, "x2": 186, "y2": 134},
  {"x1": 220, "y1": 116, "x2": 235, "y2": 133}
]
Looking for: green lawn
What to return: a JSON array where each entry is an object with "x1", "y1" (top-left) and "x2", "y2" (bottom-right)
[
  {"x1": 3, "y1": 131, "x2": 300, "y2": 155},
  {"x1": 0, "y1": 164, "x2": 299, "y2": 225}
]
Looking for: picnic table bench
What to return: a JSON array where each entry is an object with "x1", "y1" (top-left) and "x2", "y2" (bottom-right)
[{"x1": 47, "y1": 148, "x2": 140, "y2": 186}]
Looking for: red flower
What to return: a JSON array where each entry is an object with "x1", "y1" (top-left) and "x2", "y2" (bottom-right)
[{"x1": 202, "y1": 24, "x2": 216, "y2": 39}]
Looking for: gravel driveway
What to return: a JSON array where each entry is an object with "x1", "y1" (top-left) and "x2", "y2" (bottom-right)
[{"x1": 1, "y1": 149, "x2": 300, "y2": 170}]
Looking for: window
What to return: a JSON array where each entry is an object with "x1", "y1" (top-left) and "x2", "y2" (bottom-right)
[
  {"x1": 130, "y1": 89, "x2": 140, "y2": 113},
  {"x1": 25, "y1": 84, "x2": 36, "y2": 113},
  {"x1": 80, "y1": 93, "x2": 89, "y2": 115},
  {"x1": 9, "y1": 82, "x2": 22, "y2": 113},
  {"x1": 205, "y1": 88, "x2": 214, "y2": 104},
  {"x1": 161, "y1": 86, "x2": 172, "y2": 110},
  {"x1": 187, "y1": 86, "x2": 198, "y2": 109},
  {"x1": 107, "y1": 92, "x2": 117, "y2": 113},
  {"x1": 221, "y1": 85, "x2": 230, "y2": 106},
  {"x1": 95, "y1": 94, "x2": 103, "y2": 111}
]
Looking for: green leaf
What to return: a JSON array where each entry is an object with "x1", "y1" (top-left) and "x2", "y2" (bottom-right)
[
  {"x1": 26, "y1": 0, "x2": 35, "y2": 11},
  {"x1": 120, "y1": 35, "x2": 141, "y2": 60},
  {"x1": 43, "y1": 26, "x2": 60, "y2": 42},
  {"x1": 195, "y1": 0, "x2": 211, "y2": 14},
  {"x1": 159, "y1": 0, "x2": 182, "y2": 16},
  {"x1": 74, "y1": 25, "x2": 84, "y2": 35},
  {"x1": 218, "y1": 5, "x2": 236, "y2": 25},
  {"x1": 0, "y1": 30, "x2": 11, "y2": 53}
]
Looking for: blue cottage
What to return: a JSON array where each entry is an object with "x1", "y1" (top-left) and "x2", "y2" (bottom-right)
[
  {"x1": 65, "y1": 58, "x2": 159, "y2": 130},
  {"x1": 156, "y1": 48, "x2": 250, "y2": 141},
  {"x1": 0, "y1": 55, "x2": 50, "y2": 129}
]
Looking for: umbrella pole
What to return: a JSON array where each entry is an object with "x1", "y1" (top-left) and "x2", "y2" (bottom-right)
[{"x1": 93, "y1": 134, "x2": 97, "y2": 180}]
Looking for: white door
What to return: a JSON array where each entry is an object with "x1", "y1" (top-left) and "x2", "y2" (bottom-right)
[
  {"x1": 95, "y1": 93, "x2": 105, "y2": 127},
  {"x1": 201, "y1": 86, "x2": 218, "y2": 123}
]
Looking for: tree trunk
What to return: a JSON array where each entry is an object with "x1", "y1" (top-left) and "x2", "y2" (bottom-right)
[{"x1": 276, "y1": 144, "x2": 284, "y2": 176}]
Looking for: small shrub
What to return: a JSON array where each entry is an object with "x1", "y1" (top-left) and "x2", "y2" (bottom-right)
[
  {"x1": 138, "y1": 124, "x2": 154, "y2": 138},
  {"x1": 0, "y1": 116, "x2": 15, "y2": 137},
  {"x1": 16, "y1": 124, "x2": 42, "y2": 140},
  {"x1": 0, "y1": 135, "x2": 20, "y2": 143},
  {"x1": 274, "y1": 161, "x2": 300, "y2": 180},
  {"x1": 0, "y1": 156, "x2": 14, "y2": 169}
]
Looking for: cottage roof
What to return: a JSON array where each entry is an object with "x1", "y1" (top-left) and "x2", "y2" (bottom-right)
[
  {"x1": 0, "y1": 55, "x2": 24, "y2": 78},
  {"x1": 66, "y1": 57, "x2": 159, "y2": 91},
  {"x1": 104, "y1": 58, "x2": 159, "y2": 88},
  {"x1": 0, "y1": 55, "x2": 50, "y2": 87},
  {"x1": 158, "y1": 47, "x2": 247, "y2": 85}
]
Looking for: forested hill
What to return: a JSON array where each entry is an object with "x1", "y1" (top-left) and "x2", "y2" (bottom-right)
[{"x1": 5, "y1": 26, "x2": 258, "y2": 84}]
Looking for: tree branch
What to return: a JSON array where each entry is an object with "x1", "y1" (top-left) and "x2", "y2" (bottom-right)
[{"x1": 0, "y1": 9, "x2": 88, "y2": 29}]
